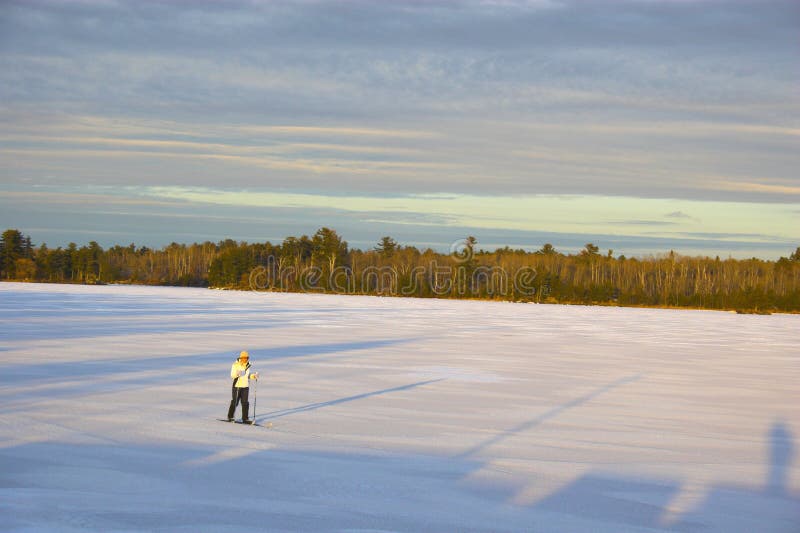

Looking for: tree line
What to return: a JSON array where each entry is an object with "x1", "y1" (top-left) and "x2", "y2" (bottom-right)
[{"x1": 2, "y1": 228, "x2": 799, "y2": 313}]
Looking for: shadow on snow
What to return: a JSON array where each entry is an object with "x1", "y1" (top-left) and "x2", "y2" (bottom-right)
[
  {"x1": 1, "y1": 420, "x2": 796, "y2": 532},
  {"x1": 0, "y1": 337, "x2": 418, "y2": 412},
  {"x1": 255, "y1": 378, "x2": 445, "y2": 422}
]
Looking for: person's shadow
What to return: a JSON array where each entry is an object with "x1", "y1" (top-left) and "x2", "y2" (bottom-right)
[
  {"x1": 525, "y1": 419, "x2": 799, "y2": 532},
  {"x1": 768, "y1": 421, "x2": 793, "y2": 496},
  {"x1": 663, "y1": 420, "x2": 798, "y2": 532}
]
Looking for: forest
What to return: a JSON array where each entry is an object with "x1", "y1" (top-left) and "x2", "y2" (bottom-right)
[{"x1": 1, "y1": 228, "x2": 799, "y2": 313}]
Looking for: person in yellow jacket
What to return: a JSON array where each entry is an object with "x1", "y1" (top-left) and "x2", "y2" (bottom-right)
[{"x1": 227, "y1": 351, "x2": 259, "y2": 423}]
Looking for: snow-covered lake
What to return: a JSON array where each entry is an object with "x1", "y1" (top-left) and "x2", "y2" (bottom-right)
[{"x1": 1, "y1": 282, "x2": 797, "y2": 532}]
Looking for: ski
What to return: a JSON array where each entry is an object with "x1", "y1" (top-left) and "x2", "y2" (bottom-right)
[{"x1": 216, "y1": 419, "x2": 273, "y2": 428}]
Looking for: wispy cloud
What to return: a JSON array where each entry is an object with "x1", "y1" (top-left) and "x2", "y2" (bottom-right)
[
  {"x1": 663, "y1": 211, "x2": 702, "y2": 224},
  {"x1": 652, "y1": 231, "x2": 794, "y2": 243},
  {"x1": 0, "y1": 134, "x2": 429, "y2": 159},
  {"x1": 2, "y1": 184, "x2": 796, "y2": 257},
  {"x1": 607, "y1": 220, "x2": 680, "y2": 226},
  {"x1": 233, "y1": 125, "x2": 438, "y2": 139},
  {"x1": 1, "y1": 0, "x2": 798, "y2": 254},
  {"x1": 702, "y1": 180, "x2": 800, "y2": 196},
  {"x1": 0, "y1": 147, "x2": 460, "y2": 178},
  {"x1": 0, "y1": 190, "x2": 182, "y2": 208},
  {"x1": 664, "y1": 211, "x2": 692, "y2": 219}
]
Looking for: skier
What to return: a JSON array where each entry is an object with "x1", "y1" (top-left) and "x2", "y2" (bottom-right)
[{"x1": 227, "y1": 351, "x2": 259, "y2": 423}]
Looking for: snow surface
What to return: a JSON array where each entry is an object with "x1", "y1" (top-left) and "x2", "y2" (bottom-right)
[{"x1": 0, "y1": 282, "x2": 798, "y2": 533}]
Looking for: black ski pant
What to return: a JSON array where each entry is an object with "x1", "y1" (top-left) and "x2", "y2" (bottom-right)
[{"x1": 228, "y1": 385, "x2": 250, "y2": 420}]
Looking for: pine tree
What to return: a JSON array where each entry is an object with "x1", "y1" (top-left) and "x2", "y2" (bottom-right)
[
  {"x1": 1, "y1": 229, "x2": 25, "y2": 279},
  {"x1": 537, "y1": 243, "x2": 557, "y2": 255},
  {"x1": 312, "y1": 227, "x2": 348, "y2": 272},
  {"x1": 375, "y1": 236, "x2": 398, "y2": 259}
]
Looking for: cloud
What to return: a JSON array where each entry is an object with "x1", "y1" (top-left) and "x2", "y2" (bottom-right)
[
  {"x1": 3, "y1": 192, "x2": 793, "y2": 259},
  {"x1": 4, "y1": 0, "x2": 797, "y2": 54},
  {"x1": 1, "y1": 0, "x2": 798, "y2": 209},
  {"x1": 652, "y1": 231, "x2": 793, "y2": 243},
  {"x1": 3, "y1": 2, "x2": 796, "y2": 117},
  {"x1": 2, "y1": 182, "x2": 797, "y2": 259},
  {"x1": 702, "y1": 180, "x2": 800, "y2": 196},
  {"x1": 607, "y1": 220, "x2": 680, "y2": 226},
  {"x1": 0, "y1": 190, "x2": 184, "y2": 208},
  {"x1": 0, "y1": 147, "x2": 459, "y2": 182},
  {"x1": 664, "y1": 211, "x2": 691, "y2": 219},
  {"x1": 663, "y1": 211, "x2": 700, "y2": 223},
  {"x1": 235, "y1": 125, "x2": 438, "y2": 139},
  {"x1": 0, "y1": 133, "x2": 435, "y2": 167}
]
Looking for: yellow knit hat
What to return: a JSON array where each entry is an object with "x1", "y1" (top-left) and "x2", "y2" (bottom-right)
[{"x1": 239, "y1": 350, "x2": 249, "y2": 360}]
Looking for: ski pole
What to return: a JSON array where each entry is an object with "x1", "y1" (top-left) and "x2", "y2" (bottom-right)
[{"x1": 252, "y1": 377, "x2": 257, "y2": 422}]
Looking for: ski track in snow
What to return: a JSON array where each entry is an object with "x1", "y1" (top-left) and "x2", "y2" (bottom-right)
[{"x1": 0, "y1": 282, "x2": 798, "y2": 532}]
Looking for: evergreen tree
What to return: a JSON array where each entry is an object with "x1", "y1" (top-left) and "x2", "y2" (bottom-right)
[
  {"x1": 375, "y1": 236, "x2": 398, "y2": 259},
  {"x1": 537, "y1": 243, "x2": 557, "y2": 255},
  {"x1": 1, "y1": 229, "x2": 25, "y2": 279},
  {"x1": 312, "y1": 227, "x2": 348, "y2": 272},
  {"x1": 581, "y1": 243, "x2": 600, "y2": 257}
]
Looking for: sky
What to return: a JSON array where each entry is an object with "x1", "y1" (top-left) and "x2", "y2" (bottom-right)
[{"x1": 0, "y1": 0, "x2": 798, "y2": 258}]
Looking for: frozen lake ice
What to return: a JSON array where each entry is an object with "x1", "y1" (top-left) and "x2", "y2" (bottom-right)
[{"x1": 0, "y1": 282, "x2": 798, "y2": 532}]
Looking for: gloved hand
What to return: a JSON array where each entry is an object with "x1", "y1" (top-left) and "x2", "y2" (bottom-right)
[{"x1": 251, "y1": 372, "x2": 259, "y2": 380}]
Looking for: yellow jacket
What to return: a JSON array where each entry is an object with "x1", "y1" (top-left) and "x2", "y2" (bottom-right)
[{"x1": 230, "y1": 360, "x2": 258, "y2": 388}]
